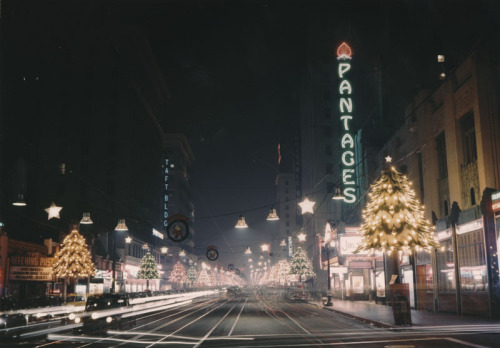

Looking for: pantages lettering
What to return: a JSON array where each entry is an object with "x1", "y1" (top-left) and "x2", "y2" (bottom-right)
[{"x1": 337, "y1": 42, "x2": 356, "y2": 204}]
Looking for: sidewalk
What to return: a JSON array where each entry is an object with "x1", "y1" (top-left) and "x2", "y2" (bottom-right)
[{"x1": 322, "y1": 298, "x2": 500, "y2": 328}]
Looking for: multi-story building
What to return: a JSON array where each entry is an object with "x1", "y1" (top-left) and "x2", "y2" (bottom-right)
[
  {"x1": 366, "y1": 41, "x2": 500, "y2": 317},
  {"x1": 0, "y1": 10, "x2": 197, "y2": 296}
]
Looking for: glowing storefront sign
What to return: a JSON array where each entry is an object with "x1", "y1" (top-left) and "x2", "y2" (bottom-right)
[
  {"x1": 153, "y1": 228, "x2": 164, "y2": 239},
  {"x1": 163, "y1": 156, "x2": 169, "y2": 227},
  {"x1": 337, "y1": 42, "x2": 356, "y2": 203},
  {"x1": 339, "y1": 235, "x2": 369, "y2": 255}
]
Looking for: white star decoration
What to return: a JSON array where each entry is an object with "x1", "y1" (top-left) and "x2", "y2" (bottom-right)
[
  {"x1": 298, "y1": 197, "x2": 315, "y2": 214},
  {"x1": 297, "y1": 232, "x2": 307, "y2": 242},
  {"x1": 45, "y1": 202, "x2": 62, "y2": 220},
  {"x1": 385, "y1": 156, "x2": 392, "y2": 163}
]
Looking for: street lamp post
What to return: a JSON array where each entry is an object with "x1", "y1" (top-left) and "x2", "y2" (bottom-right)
[
  {"x1": 325, "y1": 240, "x2": 336, "y2": 306},
  {"x1": 111, "y1": 219, "x2": 128, "y2": 293}
]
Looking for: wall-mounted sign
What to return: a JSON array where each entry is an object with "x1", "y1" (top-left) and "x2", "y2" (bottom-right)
[
  {"x1": 337, "y1": 41, "x2": 356, "y2": 204},
  {"x1": 153, "y1": 229, "x2": 164, "y2": 240},
  {"x1": 493, "y1": 202, "x2": 500, "y2": 213},
  {"x1": 163, "y1": 156, "x2": 170, "y2": 227},
  {"x1": 9, "y1": 266, "x2": 53, "y2": 281},
  {"x1": 436, "y1": 229, "x2": 452, "y2": 241},
  {"x1": 330, "y1": 266, "x2": 348, "y2": 274},
  {"x1": 10, "y1": 255, "x2": 54, "y2": 267},
  {"x1": 339, "y1": 236, "x2": 369, "y2": 255},
  {"x1": 456, "y1": 219, "x2": 483, "y2": 235},
  {"x1": 491, "y1": 191, "x2": 500, "y2": 201}
]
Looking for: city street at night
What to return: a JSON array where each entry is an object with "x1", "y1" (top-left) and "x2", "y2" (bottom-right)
[
  {"x1": 2, "y1": 289, "x2": 499, "y2": 347},
  {"x1": 1, "y1": 0, "x2": 500, "y2": 347}
]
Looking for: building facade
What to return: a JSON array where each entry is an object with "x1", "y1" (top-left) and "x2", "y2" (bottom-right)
[{"x1": 361, "y1": 42, "x2": 500, "y2": 317}]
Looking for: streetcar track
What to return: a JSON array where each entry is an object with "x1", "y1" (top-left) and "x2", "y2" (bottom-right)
[{"x1": 42, "y1": 296, "x2": 220, "y2": 347}]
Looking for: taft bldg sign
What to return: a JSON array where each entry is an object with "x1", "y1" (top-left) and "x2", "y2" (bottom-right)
[{"x1": 337, "y1": 42, "x2": 356, "y2": 204}]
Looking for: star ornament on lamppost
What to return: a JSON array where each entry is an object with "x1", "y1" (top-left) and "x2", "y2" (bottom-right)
[
  {"x1": 298, "y1": 197, "x2": 315, "y2": 214},
  {"x1": 45, "y1": 202, "x2": 63, "y2": 220}
]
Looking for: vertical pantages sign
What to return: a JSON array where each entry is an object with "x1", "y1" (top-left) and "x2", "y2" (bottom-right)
[
  {"x1": 337, "y1": 42, "x2": 356, "y2": 204},
  {"x1": 163, "y1": 156, "x2": 170, "y2": 227}
]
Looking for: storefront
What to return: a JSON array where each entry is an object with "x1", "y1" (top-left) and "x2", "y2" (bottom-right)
[
  {"x1": 334, "y1": 227, "x2": 377, "y2": 301},
  {"x1": 8, "y1": 251, "x2": 56, "y2": 300},
  {"x1": 435, "y1": 218, "x2": 489, "y2": 315}
]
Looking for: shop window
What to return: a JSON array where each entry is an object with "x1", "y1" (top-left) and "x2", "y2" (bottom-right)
[
  {"x1": 458, "y1": 230, "x2": 487, "y2": 292},
  {"x1": 436, "y1": 239, "x2": 455, "y2": 292}
]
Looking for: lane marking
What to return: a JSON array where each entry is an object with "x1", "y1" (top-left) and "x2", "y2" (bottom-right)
[
  {"x1": 228, "y1": 298, "x2": 247, "y2": 336},
  {"x1": 193, "y1": 301, "x2": 240, "y2": 348},
  {"x1": 143, "y1": 299, "x2": 232, "y2": 348}
]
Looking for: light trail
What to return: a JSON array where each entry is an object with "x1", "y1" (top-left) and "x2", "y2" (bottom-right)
[
  {"x1": 143, "y1": 299, "x2": 234, "y2": 348},
  {"x1": 44, "y1": 296, "x2": 220, "y2": 348}
]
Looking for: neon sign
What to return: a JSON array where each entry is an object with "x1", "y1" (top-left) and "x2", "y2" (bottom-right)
[
  {"x1": 337, "y1": 42, "x2": 356, "y2": 203},
  {"x1": 163, "y1": 157, "x2": 169, "y2": 227}
]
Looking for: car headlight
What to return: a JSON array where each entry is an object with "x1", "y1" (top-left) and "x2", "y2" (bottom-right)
[
  {"x1": 91, "y1": 313, "x2": 98, "y2": 320},
  {"x1": 106, "y1": 316, "x2": 113, "y2": 323},
  {"x1": 69, "y1": 313, "x2": 76, "y2": 321},
  {"x1": 74, "y1": 317, "x2": 81, "y2": 324}
]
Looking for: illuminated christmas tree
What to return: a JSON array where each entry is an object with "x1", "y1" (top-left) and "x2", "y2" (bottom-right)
[
  {"x1": 289, "y1": 247, "x2": 315, "y2": 282},
  {"x1": 355, "y1": 157, "x2": 439, "y2": 254},
  {"x1": 187, "y1": 266, "x2": 198, "y2": 287},
  {"x1": 168, "y1": 261, "x2": 188, "y2": 288},
  {"x1": 53, "y1": 228, "x2": 95, "y2": 279},
  {"x1": 355, "y1": 157, "x2": 439, "y2": 281},
  {"x1": 198, "y1": 269, "x2": 209, "y2": 287},
  {"x1": 137, "y1": 251, "x2": 159, "y2": 290},
  {"x1": 52, "y1": 228, "x2": 95, "y2": 298}
]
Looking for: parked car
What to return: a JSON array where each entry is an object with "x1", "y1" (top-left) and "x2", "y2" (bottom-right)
[
  {"x1": 65, "y1": 293, "x2": 86, "y2": 307},
  {"x1": 0, "y1": 313, "x2": 27, "y2": 338},
  {"x1": 75, "y1": 293, "x2": 135, "y2": 333}
]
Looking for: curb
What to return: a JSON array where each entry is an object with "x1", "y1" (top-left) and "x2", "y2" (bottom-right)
[{"x1": 322, "y1": 305, "x2": 394, "y2": 329}]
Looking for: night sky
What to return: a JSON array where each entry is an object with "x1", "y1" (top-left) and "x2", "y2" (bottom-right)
[{"x1": 2, "y1": 0, "x2": 499, "y2": 268}]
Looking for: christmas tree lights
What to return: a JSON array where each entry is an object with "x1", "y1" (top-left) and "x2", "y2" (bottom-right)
[
  {"x1": 198, "y1": 269, "x2": 209, "y2": 287},
  {"x1": 289, "y1": 247, "x2": 315, "y2": 281},
  {"x1": 355, "y1": 158, "x2": 439, "y2": 255},
  {"x1": 168, "y1": 261, "x2": 188, "y2": 287},
  {"x1": 52, "y1": 229, "x2": 95, "y2": 279},
  {"x1": 187, "y1": 266, "x2": 198, "y2": 287},
  {"x1": 137, "y1": 251, "x2": 160, "y2": 280}
]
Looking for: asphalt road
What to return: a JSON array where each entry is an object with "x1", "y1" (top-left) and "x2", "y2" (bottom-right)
[{"x1": 4, "y1": 291, "x2": 500, "y2": 347}]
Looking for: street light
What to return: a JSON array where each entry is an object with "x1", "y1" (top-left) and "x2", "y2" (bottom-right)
[
  {"x1": 324, "y1": 239, "x2": 336, "y2": 306},
  {"x1": 112, "y1": 219, "x2": 128, "y2": 293}
]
